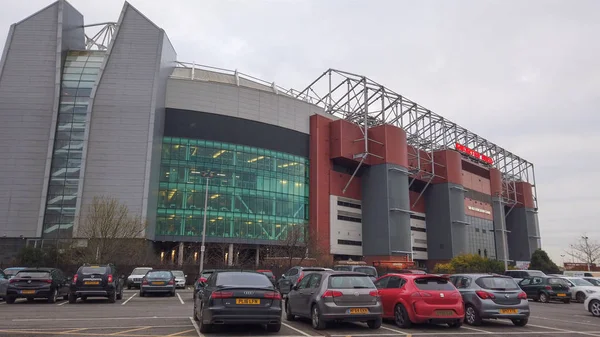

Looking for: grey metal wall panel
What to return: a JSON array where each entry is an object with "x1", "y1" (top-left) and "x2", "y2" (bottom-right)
[
  {"x1": 80, "y1": 4, "x2": 165, "y2": 232},
  {"x1": 506, "y1": 207, "x2": 541, "y2": 262},
  {"x1": 492, "y1": 197, "x2": 508, "y2": 262},
  {"x1": 361, "y1": 164, "x2": 411, "y2": 257},
  {"x1": 0, "y1": 3, "x2": 60, "y2": 238},
  {"x1": 165, "y1": 78, "x2": 325, "y2": 135},
  {"x1": 424, "y1": 183, "x2": 467, "y2": 260}
]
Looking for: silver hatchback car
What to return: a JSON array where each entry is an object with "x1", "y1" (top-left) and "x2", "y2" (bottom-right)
[
  {"x1": 449, "y1": 274, "x2": 530, "y2": 326},
  {"x1": 285, "y1": 271, "x2": 382, "y2": 330}
]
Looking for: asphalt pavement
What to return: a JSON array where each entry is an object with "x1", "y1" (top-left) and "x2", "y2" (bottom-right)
[{"x1": 1, "y1": 289, "x2": 599, "y2": 337}]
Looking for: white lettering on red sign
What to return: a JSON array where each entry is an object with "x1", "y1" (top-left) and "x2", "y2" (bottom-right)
[{"x1": 455, "y1": 143, "x2": 493, "y2": 165}]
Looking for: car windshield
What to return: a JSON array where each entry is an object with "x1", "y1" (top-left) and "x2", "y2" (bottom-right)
[
  {"x1": 16, "y1": 271, "x2": 51, "y2": 278},
  {"x1": 414, "y1": 277, "x2": 456, "y2": 291},
  {"x1": 549, "y1": 278, "x2": 571, "y2": 286},
  {"x1": 171, "y1": 271, "x2": 184, "y2": 277},
  {"x1": 5, "y1": 269, "x2": 22, "y2": 276},
  {"x1": 80, "y1": 267, "x2": 107, "y2": 275},
  {"x1": 132, "y1": 268, "x2": 151, "y2": 275},
  {"x1": 355, "y1": 267, "x2": 377, "y2": 277},
  {"x1": 259, "y1": 271, "x2": 274, "y2": 277},
  {"x1": 528, "y1": 271, "x2": 545, "y2": 277},
  {"x1": 328, "y1": 275, "x2": 375, "y2": 289},
  {"x1": 216, "y1": 272, "x2": 273, "y2": 287},
  {"x1": 146, "y1": 271, "x2": 172, "y2": 279},
  {"x1": 475, "y1": 276, "x2": 519, "y2": 290},
  {"x1": 570, "y1": 278, "x2": 594, "y2": 286}
]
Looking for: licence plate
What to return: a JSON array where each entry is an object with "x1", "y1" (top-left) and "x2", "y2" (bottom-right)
[
  {"x1": 236, "y1": 298, "x2": 260, "y2": 305},
  {"x1": 84, "y1": 281, "x2": 100, "y2": 285},
  {"x1": 349, "y1": 308, "x2": 369, "y2": 314},
  {"x1": 435, "y1": 310, "x2": 454, "y2": 316},
  {"x1": 21, "y1": 290, "x2": 35, "y2": 295},
  {"x1": 557, "y1": 293, "x2": 566, "y2": 297},
  {"x1": 152, "y1": 282, "x2": 165, "y2": 285},
  {"x1": 500, "y1": 309, "x2": 519, "y2": 314}
]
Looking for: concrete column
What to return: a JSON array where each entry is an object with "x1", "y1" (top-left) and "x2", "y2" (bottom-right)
[
  {"x1": 256, "y1": 245, "x2": 260, "y2": 267},
  {"x1": 228, "y1": 243, "x2": 234, "y2": 266},
  {"x1": 177, "y1": 242, "x2": 184, "y2": 266}
]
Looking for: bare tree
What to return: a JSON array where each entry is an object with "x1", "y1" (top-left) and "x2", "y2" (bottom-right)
[
  {"x1": 269, "y1": 225, "x2": 328, "y2": 269},
  {"x1": 77, "y1": 196, "x2": 148, "y2": 265},
  {"x1": 565, "y1": 234, "x2": 600, "y2": 269}
]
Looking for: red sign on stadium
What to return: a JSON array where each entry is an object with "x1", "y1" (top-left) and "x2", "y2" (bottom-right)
[{"x1": 455, "y1": 143, "x2": 493, "y2": 165}]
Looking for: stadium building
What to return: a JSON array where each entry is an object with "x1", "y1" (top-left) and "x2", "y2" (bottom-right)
[{"x1": 0, "y1": 1, "x2": 541, "y2": 269}]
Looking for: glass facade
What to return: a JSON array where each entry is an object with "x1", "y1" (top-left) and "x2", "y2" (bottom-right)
[
  {"x1": 157, "y1": 137, "x2": 309, "y2": 242},
  {"x1": 465, "y1": 215, "x2": 497, "y2": 259},
  {"x1": 42, "y1": 51, "x2": 106, "y2": 238}
]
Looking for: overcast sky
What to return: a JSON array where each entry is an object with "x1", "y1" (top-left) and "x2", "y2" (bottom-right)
[{"x1": 2, "y1": 0, "x2": 599, "y2": 265}]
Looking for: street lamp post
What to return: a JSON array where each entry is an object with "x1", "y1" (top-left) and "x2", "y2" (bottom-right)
[{"x1": 198, "y1": 171, "x2": 213, "y2": 277}]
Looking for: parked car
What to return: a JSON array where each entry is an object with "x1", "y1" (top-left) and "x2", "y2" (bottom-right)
[
  {"x1": 256, "y1": 270, "x2": 276, "y2": 285},
  {"x1": 0, "y1": 269, "x2": 8, "y2": 300},
  {"x1": 449, "y1": 274, "x2": 529, "y2": 326},
  {"x1": 375, "y1": 273, "x2": 463, "y2": 328},
  {"x1": 171, "y1": 270, "x2": 187, "y2": 289},
  {"x1": 193, "y1": 270, "x2": 282, "y2": 333},
  {"x1": 140, "y1": 270, "x2": 176, "y2": 297},
  {"x1": 583, "y1": 278, "x2": 600, "y2": 287},
  {"x1": 127, "y1": 267, "x2": 153, "y2": 289},
  {"x1": 6, "y1": 268, "x2": 70, "y2": 304},
  {"x1": 194, "y1": 269, "x2": 221, "y2": 296},
  {"x1": 3, "y1": 267, "x2": 26, "y2": 279},
  {"x1": 561, "y1": 277, "x2": 598, "y2": 302},
  {"x1": 277, "y1": 267, "x2": 332, "y2": 296},
  {"x1": 504, "y1": 270, "x2": 546, "y2": 284},
  {"x1": 333, "y1": 265, "x2": 378, "y2": 281},
  {"x1": 286, "y1": 270, "x2": 382, "y2": 330},
  {"x1": 584, "y1": 292, "x2": 600, "y2": 317},
  {"x1": 518, "y1": 276, "x2": 571, "y2": 303},
  {"x1": 69, "y1": 264, "x2": 124, "y2": 303}
]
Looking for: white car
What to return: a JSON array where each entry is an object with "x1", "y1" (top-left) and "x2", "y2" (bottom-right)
[
  {"x1": 563, "y1": 277, "x2": 598, "y2": 302},
  {"x1": 584, "y1": 292, "x2": 600, "y2": 317},
  {"x1": 170, "y1": 270, "x2": 187, "y2": 289}
]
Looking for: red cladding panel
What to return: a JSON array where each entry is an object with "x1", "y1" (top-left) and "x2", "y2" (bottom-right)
[
  {"x1": 329, "y1": 119, "x2": 364, "y2": 161},
  {"x1": 368, "y1": 124, "x2": 408, "y2": 167},
  {"x1": 489, "y1": 168, "x2": 503, "y2": 197},
  {"x1": 445, "y1": 150, "x2": 463, "y2": 185},
  {"x1": 330, "y1": 171, "x2": 361, "y2": 200},
  {"x1": 515, "y1": 181, "x2": 535, "y2": 208},
  {"x1": 409, "y1": 190, "x2": 426, "y2": 213}
]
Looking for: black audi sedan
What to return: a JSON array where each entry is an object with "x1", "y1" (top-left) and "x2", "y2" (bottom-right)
[
  {"x1": 6, "y1": 268, "x2": 70, "y2": 304},
  {"x1": 193, "y1": 270, "x2": 282, "y2": 333}
]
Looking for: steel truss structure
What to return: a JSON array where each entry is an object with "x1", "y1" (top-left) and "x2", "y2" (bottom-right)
[
  {"x1": 83, "y1": 22, "x2": 117, "y2": 51},
  {"x1": 295, "y1": 69, "x2": 537, "y2": 209}
]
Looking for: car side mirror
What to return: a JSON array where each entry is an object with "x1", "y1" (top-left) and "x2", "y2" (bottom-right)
[
  {"x1": 281, "y1": 274, "x2": 286, "y2": 278},
  {"x1": 292, "y1": 285, "x2": 299, "y2": 291}
]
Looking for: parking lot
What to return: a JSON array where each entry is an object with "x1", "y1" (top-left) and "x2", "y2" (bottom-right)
[{"x1": 1, "y1": 289, "x2": 600, "y2": 337}]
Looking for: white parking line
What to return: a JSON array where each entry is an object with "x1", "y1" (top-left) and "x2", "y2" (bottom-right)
[
  {"x1": 281, "y1": 322, "x2": 313, "y2": 336},
  {"x1": 121, "y1": 293, "x2": 136, "y2": 306},
  {"x1": 527, "y1": 323, "x2": 600, "y2": 336},
  {"x1": 380, "y1": 325, "x2": 408, "y2": 335},
  {"x1": 57, "y1": 300, "x2": 68, "y2": 306},
  {"x1": 189, "y1": 316, "x2": 204, "y2": 337},
  {"x1": 12, "y1": 316, "x2": 189, "y2": 322},
  {"x1": 177, "y1": 293, "x2": 185, "y2": 304},
  {"x1": 461, "y1": 325, "x2": 492, "y2": 334},
  {"x1": 531, "y1": 315, "x2": 600, "y2": 327}
]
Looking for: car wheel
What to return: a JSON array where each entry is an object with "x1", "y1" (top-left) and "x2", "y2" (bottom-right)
[
  {"x1": 539, "y1": 292, "x2": 549, "y2": 303},
  {"x1": 108, "y1": 291, "x2": 116, "y2": 303},
  {"x1": 367, "y1": 317, "x2": 382, "y2": 329},
  {"x1": 577, "y1": 292, "x2": 586, "y2": 303},
  {"x1": 394, "y1": 304, "x2": 412, "y2": 328},
  {"x1": 448, "y1": 320, "x2": 462, "y2": 328},
  {"x1": 563, "y1": 298, "x2": 571, "y2": 304},
  {"x1": 285, "y1": 300, "x2": 295, "y2": 321},
  {"x1": 198, "y1": 305, "x2": 212, "y2": 333},
  {"x1": 465, "y1": 304, "x2": 482, "y2": 326},
  {"x1": 266, "y1": 322, "x2": 281, "y2": 332},
  {"x1": 512, "y1": 318, "x2": 528, "y2": 326},
  {"x1": 589, "y1": 299, "x2": 600, "y2": 317},
  {"x1": 47, "y1": 289, "x2": 57, "y2": 304},
  {"x1": 68, "y1": 293, "x2": 77, "y2": 304},
  {"x1": 311, "y1": 304, "x2": 327, "y2": 330},
  {"x1": 6, "y1": 296, "x2": 16, "y2": 304}
]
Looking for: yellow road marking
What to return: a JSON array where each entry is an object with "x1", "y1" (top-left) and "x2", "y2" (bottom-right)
[
  {"x1": 109, "y1": 326, "x2": 151, "y2": 335},
  {"x1": 60, "y1": 328, "x2": 87, "y2": 334},
  {"x1": 166, "y1": 329, "x2": 195, "y2": 336}
]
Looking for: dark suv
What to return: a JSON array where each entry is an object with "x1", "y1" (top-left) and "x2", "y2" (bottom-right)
[{"x1": 69, "y1": 264, "x2": 124, "y2": 303}]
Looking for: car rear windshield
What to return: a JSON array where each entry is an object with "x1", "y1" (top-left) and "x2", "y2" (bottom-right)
[
  {"x1": 414, "y1": 277, "x2": 456, "y2": 291},
  {"x1": 5, "y1": 269, "x2": 21, "y2": 276},
  {"x1": 16, "y1": 271, "x2": 51, "y2": 278},
  {"x1": 333, "y1": 266, "x2": 353, "y2": 271},
  {"x1": 132, "y1": 268, "x2": 151, "y2": 275},
  {"x1": 570, "y1": 278, "x2": 594, "y2": 286},
  {"x1": 354, "y1": 267, "x2": 377, "y2": 277},
  {"x1": 475, "y1": 276, "x2": 519, "y2": 290},
  {"x1": 146, "y1": 271, "x2": 172, "y2": 278},
  {"x1": 548, "y1": 278, "x2": 570, "y2": 286},
  {"x1": 171, "y1": 271, "x2": 185, "y2": 277},
  {"x1": 80, "y1": 267, "x2": 107, "y2": 275},
  {"x1": 328, "y1": 275, "x2": 375, "y2": 289},
  {"x1": 260, "y1": 271, "x2": 274, "y2": 277},
  {"x1": 216, "y1": 272, "x2": 272, "y2": 287}
]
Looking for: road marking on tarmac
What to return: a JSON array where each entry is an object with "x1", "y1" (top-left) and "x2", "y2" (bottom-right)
[
  {"x1": 527, "y1": 323, "x2": 600, "y2": 336},
  {"x1": 281, "y1": 322, "x2": 312, "y2": 336},
  {"x1": 460, "y1": 325, "x2": 492, "y2": 334},
  {"x1": 12, "y1": 316, "x2": 189, "y2": 322},
  {"x1": 108, "y1": 326, "x2": 150, "y2": 335},
  {"x1": 58, "y1": 300, "x2": 68, "y2": 306},
  {"x1": 177, "y1": 293, "x2": 185, "y2": 304},
  {"x1": 380, "y1": 325, "x2": 409, "y2": 335},
  {"x1": 121, "y1": 293, "x2": 136, "y2": 306},
  {"x1": 189, "y1": 317, "x2": 203, "y2": 337},
  {"x1": 532, "y1": 315, "x2": 600, "y2": 327},
  {"x1": 166, "y1": 329, "x2": 195, "y2": 336}
]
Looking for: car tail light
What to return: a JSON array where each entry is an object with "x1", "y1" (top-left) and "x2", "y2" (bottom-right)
[
  {"x1": 43, "y1": 279, "x2": 52, "y2": 284},
  {"x1": 9, "y1": 278, "x2": 18, "y2": 284},
  {"x1": 475, "y1": 290, "x2": 495, "y2": 299},
  {"x1": 411, "y1": 292, "x2": 433, "y2": 297},
  {"x1": 211, "y1": 291, "x2": 233, "y2": 299},
  {"x1": 168, "y1": 279, "x2": 175, "y2": 285},
  {"x1": 518, "y1": 291, "x2": 527, "y2": 299},
  {"x1": 297, "y1": 271, "x2": 305, "y2": 284},
  {"x1": 73, "y1": 274, "x2": 78, "y2": 283},
  {"x1": 142, "y1": 279, "x2": 149, "y2": 285},
  {"x1": 369, "y1": 290, "x2": 379, "y2": 297},
  {"x1": 545, "y1": 285, "x2": 552, "y2": 290},
  {"x1": 107, "y1": 274, "x2": 113, "y2": 283},
  {"x1": 264, "y1": 292, "x2": 282, "y2": 300},
  {"x1": 198, "y1": 277, "x2": 207, "y2": 283},
  {"x1": 322, "y1": 290, "x2": 343, "y2": 298}
]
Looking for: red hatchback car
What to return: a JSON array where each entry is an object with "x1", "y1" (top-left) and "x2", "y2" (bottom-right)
[{"x1": 374, "y1": 274, "x2": 464, "y2": 328}]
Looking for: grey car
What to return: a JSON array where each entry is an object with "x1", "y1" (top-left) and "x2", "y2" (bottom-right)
[
  {"x1": 449, "y1": 274, "x2": 530, "y2": 326},
  {"x1": 140, "y1": 270, "x2": 176, "y2": 297},
  {"x1": 277, "y1": 267, "x2": 332, "y2": 296},
  {"x1": 285, "y1": 271, "x2": 382, "y2": 330}
]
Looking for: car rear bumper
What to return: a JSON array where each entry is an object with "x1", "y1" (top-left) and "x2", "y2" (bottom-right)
[
  {"x1": 321, "y1": 313, "x2": 381, "y2": 322},
  {"x1": 414, "y1": 316, "x2": 464, "y2": 324},
  {"x1": 141, "y1": 285, "x2": 175, "y2": 293},
  {"x1": 479, "y1": 301, "x2": 530, "y2": 319},
  {"x1": 7, "y1": 288, "x2": 52, "y2": 298},
  {"x1": 320, "y1": 302, "x2": 383, "y2": 322},
  {"x1": 205, "y1": 307, "x2": 282, "y2": 325}
]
